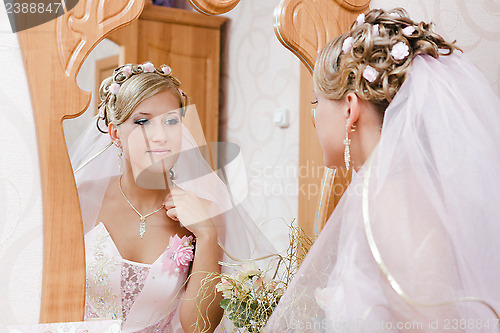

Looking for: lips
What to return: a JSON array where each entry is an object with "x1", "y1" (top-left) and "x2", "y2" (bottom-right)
[{"x1": 147, "y1": 149, "x2": 171, "y2": 156}]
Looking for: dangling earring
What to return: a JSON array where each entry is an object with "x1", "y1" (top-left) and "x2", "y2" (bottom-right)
[
  {"x1": 169, "y1": 160, "x2": 179, "y2": 181},
  {"x1": 344, "y1": 124, "x2": 351, "y2": 170},
  {"x1": 118, "y1": 148, "x2": 123, "y2": 174}
]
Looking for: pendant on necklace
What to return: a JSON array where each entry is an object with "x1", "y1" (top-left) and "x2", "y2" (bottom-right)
[{"x1": 139, "y1": 217, "x2": 146, "y2": 238}]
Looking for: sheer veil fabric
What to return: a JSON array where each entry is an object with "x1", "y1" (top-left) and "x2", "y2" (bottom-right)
[
  {"x1": 70, "y1": 110, "x2": 277, "y2": 331},
  {"x1": 265, "y1": 53, "x2": 500, "y2": 332}
]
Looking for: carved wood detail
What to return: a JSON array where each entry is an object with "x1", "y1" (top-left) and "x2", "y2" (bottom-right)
[
  {"x1": 274, "y1": 0, "x2": 369, "y2": 73},
  {"x1": 187, "y1": 0, "x2": 240, "y2": 15},
  {"x1": 17, "y1": 0, "x2": 145, "y2": 323},
  {"x1": 274, "y1": 0, "x2": 370, "y2": 237}
]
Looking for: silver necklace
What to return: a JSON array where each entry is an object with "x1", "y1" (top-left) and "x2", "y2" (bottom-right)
[{"x1": 119, "y1": 175, "x2": 164, "y2": 238}]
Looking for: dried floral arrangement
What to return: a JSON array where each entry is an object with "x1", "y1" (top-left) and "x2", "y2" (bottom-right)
[{"x1": 212, "y1": 220, "x2": 314, "y2": 332}]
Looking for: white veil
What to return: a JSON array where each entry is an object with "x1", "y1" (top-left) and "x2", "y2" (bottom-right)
[
  {"x1": 265, "y1": 53, "x2": 500, "y2": 332},
  {"x1": 69, "y1": 104, "x2": 278, "y2": 332}
]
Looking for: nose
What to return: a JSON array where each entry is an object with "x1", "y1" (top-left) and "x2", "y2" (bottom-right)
[{"x1": 146, "y1": 120, "x2": 168, "y2": 144}]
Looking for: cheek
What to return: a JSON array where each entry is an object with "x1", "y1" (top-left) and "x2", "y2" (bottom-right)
[
  {"x1": 315, "y1": 107, "x2": 344, "y2": 168},
  {"x1": 170, "y1": 126, "x2": 183, "y2": 152},
  {"x1": 315, "y1": 106, "x2": 335, "y2": 148},
  {"x1": 122, "y1": 130, "x2": 147, "y2": 161}
]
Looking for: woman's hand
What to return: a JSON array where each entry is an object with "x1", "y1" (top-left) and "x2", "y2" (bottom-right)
[
  {"x1": 165, "y1": 188, "x2": 224, "y2": 331},
  {"x1": 163, "y1": 187, "x2": 217, "y2": 240}
]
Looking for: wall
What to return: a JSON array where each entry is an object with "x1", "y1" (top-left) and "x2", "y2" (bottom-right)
[
  {"x1": 220, "y1": 1, "x2": 301, "y2": 253},
  {"x1": 0, "y1": 5, "x2": 43, "y2": 328}
]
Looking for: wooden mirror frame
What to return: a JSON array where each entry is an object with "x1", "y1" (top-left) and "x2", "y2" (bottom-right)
[
  {"x1": 187, "y1": 0, "x2": 240, "y2": 15},
  {"x1": 17, "y1": 0, "x2": 145, "y2": 323}
]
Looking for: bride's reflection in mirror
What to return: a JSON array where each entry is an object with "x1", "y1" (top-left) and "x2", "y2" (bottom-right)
[
  {"x1": 64, "y1": 42, "x2": 277, "y2": 331},
  {"x1": 65, "y1": 59, "x2": 225, "y2": 331}
]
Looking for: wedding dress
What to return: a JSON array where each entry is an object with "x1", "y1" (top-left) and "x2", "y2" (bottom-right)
[
  {"x1": 85, "y1": 223, "x2": 185, "y2": 332},
  {"x1": 265, "y1": 53, "x2": 500, "y2": 332}
]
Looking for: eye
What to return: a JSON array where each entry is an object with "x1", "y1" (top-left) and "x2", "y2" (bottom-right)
[
  {"x1": 311, "y1": 99, "x2": 318, "y2": 105},
  {"x1": 134, "y1": 118, "x2": 150, "y2": 125},
  {"x1": 165, "y1": 118, "x2": 179, "y2": 125}
]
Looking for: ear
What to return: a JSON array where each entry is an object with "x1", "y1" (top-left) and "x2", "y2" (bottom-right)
[
  {"x1": 344, "y1": 92, "x2": 361, "y2": 128},
  {"x1": 108, "y1": 123, "x2": 121, "y2": 149}
]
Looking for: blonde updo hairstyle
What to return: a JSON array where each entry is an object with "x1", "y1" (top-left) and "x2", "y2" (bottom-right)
[
  {"x1": 314, "y1": 8, "x2": 460, "y2": 117},
  {"x1": 97, "y1": 63, "x2": 188, "y2": 133}
]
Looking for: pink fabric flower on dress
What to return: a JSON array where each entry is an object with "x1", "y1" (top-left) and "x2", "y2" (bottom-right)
[
  {"x1": 402, "y1": 26, "x2": 415, "y2": 36},
  {"x1": 163, "y1": 235, "x2": 194, "y2": 274},
  {"x1": 143, "y1": 62, "x2": 155, "y2": 73},
  {"x1": 109, "y1": 83, "x2": 120, "y2": 95},
  {"x1": 363, "y1": 65, "x2": 378, "y2": 83},
  {"x1": 161, "y1": 65, "x2": 172, "y2": 75},
  {"x1": 391, "y1": 41, "x2": 410, "y2": 60},
  {"x1": 342, "y1": 37, "x2": 354, "y2": 53}
]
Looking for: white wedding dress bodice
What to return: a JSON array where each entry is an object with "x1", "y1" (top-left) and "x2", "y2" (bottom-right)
[{"x1": 84, "y1": 223, "x2": 187, "y2": 332}]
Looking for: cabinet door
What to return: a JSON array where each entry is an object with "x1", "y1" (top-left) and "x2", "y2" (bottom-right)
[{"x1": 138, "y1": 12, "x2": 225, "y2": 167}]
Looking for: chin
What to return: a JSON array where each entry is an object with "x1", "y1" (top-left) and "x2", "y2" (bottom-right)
[
  {"x1": 133, "y1": 163, "x2": 174, "y2": 189},
  {"x1": 146, "y1": 160, "x2": 176, "y2": 174}
]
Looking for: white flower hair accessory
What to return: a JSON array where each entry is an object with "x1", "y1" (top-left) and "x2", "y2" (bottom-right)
[
  {"x1": 122, "y1": 65, "x2": 132, "y2": 76},
  {"x1": 161, "y1": 65, "x2": 172, "y2": 75},
  {"x1": 143, "y1": 62, "x2": 155, "y2": 73},
  {"x1": 356, "y1": 13, "x2": 365, "y2": 27},
  {"x1": 402, "y1": 26, "x2": 416, "y2": 36},
  {"x1": 363, "y1": 65, "x2": 378, "y2": 83},
  {"x1": 342, "y1": 37, "x2": 354, "y2": 53},
  {"x1": 372, "y1": 24, "x2": 380, "y2": 37},
  {"x1": 109, "y1": 83, "x2": 120, "y2": 95},
  {"x1": 391, "y1": 41, "x2": 410, "y2": 60}
]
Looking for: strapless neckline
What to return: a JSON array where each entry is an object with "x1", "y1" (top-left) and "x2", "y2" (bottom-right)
[{"x1": 95, "y1": 222, "x2": 169, "y2": 266}]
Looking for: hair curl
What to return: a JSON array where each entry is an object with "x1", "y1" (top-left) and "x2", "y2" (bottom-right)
[
  {"x1": 97, "y1": 63, "x2": 189, "y2": 133},
  {"x1": 313, "y1": 8, "x2": 461, "y2": 116}
]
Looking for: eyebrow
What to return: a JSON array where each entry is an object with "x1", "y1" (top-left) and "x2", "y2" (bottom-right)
[{"x1": 135, "y1": 110, "x2": 179, "y2": 116}]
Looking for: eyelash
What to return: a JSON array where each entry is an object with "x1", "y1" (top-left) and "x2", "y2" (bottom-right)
[{"x1": 133, "y1": 118, "x2": 179, "y2": 126}]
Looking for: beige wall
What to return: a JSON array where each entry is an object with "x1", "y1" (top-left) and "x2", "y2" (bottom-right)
[
  {"x1": 220, "y1": 1, "x2": 301, "y2": 253},
  {"x1": 0, "y1": 5, "x2": 43, "y2": 328}
]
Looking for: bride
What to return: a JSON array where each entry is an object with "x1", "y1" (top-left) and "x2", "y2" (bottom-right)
[
  {"x1": 266, "y1": 8, "x2": 500, "y2": 332},
  {"x1": 71, "y1": 62, "x2": 275, "y2": 332}
]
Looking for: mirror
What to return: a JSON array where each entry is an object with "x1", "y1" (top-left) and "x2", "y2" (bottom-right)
[
  {"x1": 60, "y1": 2, "x2": 229, "y2": 330},
  {"x1": 64, "y1": 39, "x2": 121, "y2": 151}
]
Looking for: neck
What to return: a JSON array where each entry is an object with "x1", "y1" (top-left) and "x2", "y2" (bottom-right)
[{"x1": 119, "y1": 167, "x2": 170, "y2": 212}]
